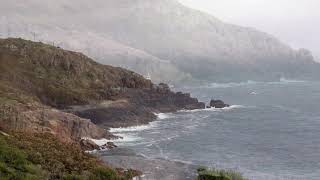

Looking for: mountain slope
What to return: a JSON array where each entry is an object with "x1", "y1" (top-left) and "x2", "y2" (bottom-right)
[{"x1": 1, "y1": 0, "x2": 318, "y2": 83}]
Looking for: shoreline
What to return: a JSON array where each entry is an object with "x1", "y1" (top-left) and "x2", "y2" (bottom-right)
[
  {"x1": 99, "y1": 147, "x2": 199, "y2": 180},
  {"x1": 86, "y1": 105, "x2": 244, "y2": 148},
  {"x1": 90, "y1": 111, "x2": 198, "y2": 179},
  {"x1": 86, "y1": 105, "x2": 244, "y2": 145},
  {"x1": 95, "y1": 106, "x2": 245, "y2": 179}
]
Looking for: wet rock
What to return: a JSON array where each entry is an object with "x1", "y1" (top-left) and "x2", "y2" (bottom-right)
[
  {"x1": 101, "y1": 142, "x2": 118, "y2": 150},
  {"x1": 74, "y1": 85, "x2": 206, "y2": 129},
  {"x1": 80, "y1": 139, "x2": 99, "y2": 151},
  {"x1": 209, "y1": 100, "x2": 229, "y2": 109}
]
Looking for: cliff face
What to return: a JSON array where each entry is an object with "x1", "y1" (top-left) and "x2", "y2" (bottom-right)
[
  {"x1": 0, "y1": 38, "x2": 204, "y2": 140},
  {"x1": 0, "y1": 103, "x2": 106, "y2": 142}
]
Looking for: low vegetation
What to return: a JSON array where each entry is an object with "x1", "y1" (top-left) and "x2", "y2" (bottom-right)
[
  {"x1": 197, "y1": 167, "x2": 248, "y2": 180},
  {"x1": 0, "y1": 38, "x2": 152, "y2": 108},
  {"x1": 0, "y1": 132, "x2": 140, "y2": 180}
]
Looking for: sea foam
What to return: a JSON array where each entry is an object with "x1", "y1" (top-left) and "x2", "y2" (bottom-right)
[
  {"x1": 204, "y1": 79, "x2": 306, "y2": 89},
  {"x1": 179, "y1": 105, "x2": 245, "y2": 113},
  {"x1": 109, "y1": 125, "x2": 152, "y2": 133},
  {"x1": 81, "y1": 137, "x2": 109, "y2": 146},
  {"x1": 155, "y1": 113, "x2": 172, "y2": 120}
]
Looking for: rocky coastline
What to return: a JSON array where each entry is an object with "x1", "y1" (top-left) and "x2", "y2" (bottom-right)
[{"x1": 0, "y1": 38, "x2": 231, "y2": 179}]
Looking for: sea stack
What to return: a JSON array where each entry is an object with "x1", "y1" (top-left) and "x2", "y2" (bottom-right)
[{"x1": 209, "y1": 99, "x2": 230, "y2": 109}]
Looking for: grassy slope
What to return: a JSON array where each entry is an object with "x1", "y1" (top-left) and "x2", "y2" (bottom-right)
[
  {"x1": 0, "y1": 133, "x2": 139, "y2": 180},
  {"x1": 0, "y1": 38, "x2": 152, "y2": 108},
  {"x1": 0, "y1": 38, "x2": 149, "y2": 179},
  {"x1": 197, "y1": 167, "x2": 248, "y2": 180}
]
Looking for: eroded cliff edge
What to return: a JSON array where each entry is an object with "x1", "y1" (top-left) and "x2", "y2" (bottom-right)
[{"x1": 0, "y1": 38, "x2": 205, "y2": 142}]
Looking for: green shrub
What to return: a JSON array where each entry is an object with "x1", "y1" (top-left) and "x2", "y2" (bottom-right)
[
  {"x1": 89, "y1": 167, "x2": 120, "y2": 180},
  {"x1": 0, "y1": 135, "x2": 48, "y2": 180},
  {"x1": 197, "y1": 167, "x2": 248, "y2": 180},
  {"x1": 0, "y1": 132, "x2": 137, "y2": 180}
]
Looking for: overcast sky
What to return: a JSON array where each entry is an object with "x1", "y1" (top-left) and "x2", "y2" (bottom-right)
[{"x1": 178, "y1": 0, "x2": 320, "y2": 59}]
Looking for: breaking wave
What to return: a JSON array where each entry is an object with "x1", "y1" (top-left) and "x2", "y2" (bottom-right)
[
  {"x1": 279, "y1": 77, "x2": 306, "y2": 83},
  {"x1": 206, "y1": 79, "x2": 307, "y2": 89},
  {"x1": 109, "y1": 124, "x2": 155, "y2": 133},
  {"x1": 179, "y1": 105, "x2": 245, "y2": 113},
  {"x1": 155, "y1": 113, "x2": 173, "y2": 120}
]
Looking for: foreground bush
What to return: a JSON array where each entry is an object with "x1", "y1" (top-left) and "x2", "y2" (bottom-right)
[
  {"x1": 197, "y1": 167, "x2": 248, "y2": 180},
  {"x1": 0, "y1": 132, "x2": 139, "y2": 180},
  {"x1": 0, "y1": 135, "x2": 47, "y2": 179}
]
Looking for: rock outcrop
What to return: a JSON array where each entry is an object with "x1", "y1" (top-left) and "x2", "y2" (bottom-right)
[
  {"x1": 80, "y1": 139, "x2": 100, "y2": 151},
  {"x1": 0, "y1": 101, "x2": 107, "y2": 142},
  {"x1": 73, "y1": 85, "x2": 205, "y2": 128},
  {"x1": 209, "y1": 100, "x2": 230, "y2": 109},
  {"x1": 101, "y1": 142, "x2": 118, "y2": 150}
]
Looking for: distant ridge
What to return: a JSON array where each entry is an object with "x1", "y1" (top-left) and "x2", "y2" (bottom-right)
[{"x1": 0, "y1": 0, "x2": 319, "y2": 83}]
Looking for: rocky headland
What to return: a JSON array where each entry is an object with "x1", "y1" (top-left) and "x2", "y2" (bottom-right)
[
  {"x1": 0, "y1": 38, "x2": 206, "y2": 140},
  {"x1": 0, "y1": 38, "x2": 234, "y2": 179}
]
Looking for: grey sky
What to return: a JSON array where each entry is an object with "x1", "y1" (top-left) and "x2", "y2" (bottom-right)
[{"x1": 178, "y1": 0, "x2": 320, "y2": 59}]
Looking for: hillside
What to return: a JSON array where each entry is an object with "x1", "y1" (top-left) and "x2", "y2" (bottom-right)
[
  {"x1": 0, "y1": 38, "x2": 152, "y2": 141},
  {"x1": 0, "y1": 132, "x2": 141, "y2": 179},
  {"x1": 0, "y1": 0, "x2": 319, "y2": 83},
  {"x1": 0, "y1": 38, "x2": 210, "y2": 179},
  {"x1": 0, "y1": 38, "x2": 205, "y2": 140}
]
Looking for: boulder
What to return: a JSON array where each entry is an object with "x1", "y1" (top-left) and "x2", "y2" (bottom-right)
[
  {"x1": 79, "y1": 139, "x2": 99, "y2": 151},
  {"x1": 209, "y1": 100, "x2": 229, "y2": 109},
  {"x1": 101, "y1": 142, "x2": 118, "y2": 150}
]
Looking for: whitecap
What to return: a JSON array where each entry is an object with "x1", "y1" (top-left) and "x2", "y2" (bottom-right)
[
  {"x1": 109, "y1": 125, "x2": 152, "y2": 133},
  {"x1": 110, "y1": 133, "x2": 143, "y2": 143},
  {"x1": 279, "y1": 77, "x2": 306, "y2": 83},
  {"x1": 81, "y1": 137, "x2": 109, "y2": 146},
  {"x1": 249, "y1": 91, "x2": 258, "y2": 95},
  {"x1": 155, "y1": 113, "x2": 172, "y2": 120},
  {"x1": 109, "y1": 120, "x2": 160, "y2": 133},
  {"x1": 208, "y1": 80, "x2": 259, "y2": 88},
  {"x1": 200, "y1": 78, "x2": 307, "y2": 89},
  {"x1": 179, "y1": 105, "x2": 245, "y2": 113}
]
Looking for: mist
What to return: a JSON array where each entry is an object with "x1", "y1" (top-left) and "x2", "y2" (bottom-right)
[{"x1": 179, "y1": 0, "x2": 320, "y2": 59}]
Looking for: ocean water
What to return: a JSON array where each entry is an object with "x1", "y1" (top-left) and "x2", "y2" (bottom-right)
[{"x1": 110, "y1": 80, "x2": 320, "y2": 180}]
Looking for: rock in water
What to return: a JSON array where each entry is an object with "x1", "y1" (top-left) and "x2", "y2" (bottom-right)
[
  {"x1": 209, "y1": 100, "x2": 229, "y2": 109},
  {"x1": 101, "y1": 142, "x2": 118, "y2": 150}
]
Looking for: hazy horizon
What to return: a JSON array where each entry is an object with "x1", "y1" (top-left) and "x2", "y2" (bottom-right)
[{"x1": 179, "y1": 0, "x2": 320, "y2": 59}]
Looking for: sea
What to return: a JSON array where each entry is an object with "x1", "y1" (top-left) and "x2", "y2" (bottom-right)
[{"x1": 109, "y1": 79, "x2": 320, "y2": 180}]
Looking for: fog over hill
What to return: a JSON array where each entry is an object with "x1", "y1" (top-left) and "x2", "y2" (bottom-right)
[{"x1": 1, "y1": 0, "x2": 319, "y2": 83}]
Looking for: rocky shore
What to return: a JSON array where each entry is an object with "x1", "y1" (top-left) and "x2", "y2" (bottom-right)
[
  {"x1": 0, "y1": 38, "x2": 230, "y2": 179},
  {"x1": 0, "y1": 38, "x2": 208, "y2": 140},
  {"x1": 69, "y1": 86, "x2": 205, "y2": 129},
  {"x1": 100, "y1": 148, "x2": 199, "y2": 180}
]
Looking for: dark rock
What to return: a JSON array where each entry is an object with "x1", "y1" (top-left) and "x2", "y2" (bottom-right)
[
  {"x1": 73, "y1": 85, "x2": 206, "y2": 129},
  {"x1": 209, "y1": 100, "x2": 229, "y2": 109},
  {"x1": 101, "y1": 142, "x2": 118, "y2": 150},
  {"x1": 79, "y1": 139, "x2": 99, "y2": 151}
]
